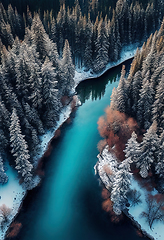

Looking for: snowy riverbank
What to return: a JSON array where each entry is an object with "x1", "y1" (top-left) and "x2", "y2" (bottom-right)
[
  {"x1": 0, "y1": 96, "x2": 79, "y2": 240},
  {"x1": 95, "y1": 146, "x2": 164, "y2": 240},
  {"x1": 74, "y1": 43, "x2": 138, "y2": 88},
  {"x1": 0, "y1": 44, "x2": 138, "y2": 240}
]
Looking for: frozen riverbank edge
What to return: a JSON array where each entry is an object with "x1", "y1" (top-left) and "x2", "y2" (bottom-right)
[
  {"x1": 95, "y1": 146, "x2": 162, "y2": 240},
  {"x1": 1, "y1": 44, "x2": 138, "y2": 240}
]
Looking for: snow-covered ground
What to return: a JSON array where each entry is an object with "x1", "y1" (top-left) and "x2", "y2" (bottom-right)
[
  {"x1": 96, "y1": 147, "x2": 164, "y2": 240},
  {"x1": 74, "y1": 43, "x2": 138, "y2": 88},
  {"x1": 0, "y1": 44, "x2": 138, "y2": 239},
  {"x1": 94, "y1": 146, "x2": 118, "y2": 190},
  {"x1": 129, "y1": 179, "x2": 163, "y2": 240}
]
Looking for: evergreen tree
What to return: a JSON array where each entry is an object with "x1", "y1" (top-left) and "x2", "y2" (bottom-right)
[
  {"x1": 31, "y1": 13, "x2": 51, "y2": 60},
  {"x1": 23, "y1": 102, "x2": 45, "y2": 135},
  {"x1": 93, "y1": 19, "x2": 109, "y2": 73},
  {"x1": 124, "y1": 131, "x2": 141, "y2": 164},
  {"x1": 111, "y1": 159, "x2": 132, "y2": 215},
  {"x1": 61, "y1": 39, "x2": 75, "y2": 95},
  {"x1": 153, "y1": 75, "x2": 164, "y2": 131},
  {"x1": 131, "y1": 70, "x2": 142, "y2": 115},
  {"x1": 155, "y1": 142, "x2": 164, "y2": 178},
  {"x1": 137, "y1": 79, "x2": 154, "y2": 129},
  {"x1": 9, "y1": 109, "x2": 33, "y2": 186},
  {"x1": 41, "y1": 57, "x2": 61, "y2": 128},
  {"x1": 111, "y1": 65, "x2": 128, "y2": 113},
  {"x1": 136, "y1": 121, "x2": 159, "y2": 178},
  {"x1": 0, "y1": 154, "x2": 8, "y2": 184}
]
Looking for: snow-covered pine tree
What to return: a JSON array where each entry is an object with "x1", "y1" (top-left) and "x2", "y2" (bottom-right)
[
  {"x1": 0, "y1": 154, "x2": 8, "y2": 184},
  {"x1": 0, "y1": 129, "x2": 8, "y2": 153},
  {"x1": 153, "y1": 75, "x2": 164, "y2": 132},
  {"x1": 23, "y1": 102, "x2": 45, "y2": 135},
  {"x1": 31, "y1": 13, "x2": 51, "y2": 61},
  {"x1": 15, "y1": 42, "x2": 42, "y2": 109},
  {"x1": 61, "y1": 39, "x2": 75, "y2": 95},
  {"x1": 41, "y1": 57, "x2": 61, "y2": 128},
  {"x1": 9, "y1": 108, "x2": 33, "y2": 187},
  {"x1": 110, "y1": 65, "x2": 128, "y2": 113},
  {"x1": 131, "y1": 70, "x2": 142, "y2": 115},
  {"x1": 111, "y1": 159, "x2": 132, "y2": 215},
  {"x1": 136, "y1": 121, "x2": 159, "y2": 178},
  {"x1": 93, "y1": 19, "x2": 109, "y2": 73},
  {"x1": 0, "y1": 95, "x2": 10, "y2": 130},
  {"x1": 83, "y1": 14, "x2": 93, "y2": 70},
  {"x1": 50, "y1": 17, "x2": 57, "y2": 44},
  {"x1": 155, "y1": 142, "x2": 164, "y2": 178},
  {"x1": 30, "y1": 128, "x2": 41, "y2": 158},
  {"x1": 137, "y1": 78, "x2": 154, "y2": 130},
  {"x1": 124, "y1": 131, "x2": 141, "y2": 164}
]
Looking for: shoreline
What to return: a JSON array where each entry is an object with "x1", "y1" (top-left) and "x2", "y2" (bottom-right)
[
  {"x1": 95, "y1": 146, "x2": 159, "y2": 240},
  {"x1": 3, "y1": 45, "x2": 138, "y2": 240}
]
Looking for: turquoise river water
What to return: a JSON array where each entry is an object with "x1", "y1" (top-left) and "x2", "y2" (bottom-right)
[{"x1": 10, "y1": 59, "x2": 149, "y2": 240}]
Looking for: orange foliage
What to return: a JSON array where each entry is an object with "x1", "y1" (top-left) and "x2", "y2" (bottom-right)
[
  {"x1": 7, "y1": 222, "x2": 22, "y2": 238},
  {"x1": 136, "y1": 229, "x2": 143, "y2": 238},
  {"x1": 97, "y1": 139, "x2": 107, "y2": 152},
  {"x1": 111, "y1": 213, "x2": 123, "y2": 223},
  {"x1": 101, "y1": 189, "x2": 124, "y2": 223},
  {"x1": 97, "y1": 106, "x2": 139, "y2": 161},
  {"x1": 153, "y1": 194, "x2": 164, "y2": 204},
  {"x1": 66, "y1": 117, "x2": 71, "y2": 124},
  {"x1": 54, "y1": 129, "x2": 61, "y2": 138},
  {"x1": 102, "y1": 199, "x2": 113, "y2": 212},
  {"x1": 101, "y1": 188, "x2": 110, "y2": 199},
  {"x1": 97, "y1": 116, "x2": 108, "y2": 138}
]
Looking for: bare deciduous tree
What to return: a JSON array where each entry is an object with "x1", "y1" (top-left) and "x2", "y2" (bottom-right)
[{"x1": 141, "y1": 194, "x2": 164, "y2": 229}]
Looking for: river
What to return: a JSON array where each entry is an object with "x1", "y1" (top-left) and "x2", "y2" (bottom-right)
[{"x1": 9, "y1": 59, "x2": 149, "y2": 240}]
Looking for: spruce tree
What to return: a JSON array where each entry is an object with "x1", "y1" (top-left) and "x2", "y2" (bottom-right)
[
  {"x1": 93, "y1": 19, "x2": 109, "y2": 73},
  {"x1": 111, "y1": 159, "x2": 132, "y2": 215},
  {"x1": 136, "y1": 121, "x2": 159, "y2": 178},
  {"x1": 41, "y1": 57, "x2": 60, "y2": 128},
  {"x1": 10, "y1": 108, "x2": 33, "y2": 186},
  {"x1": 0, "y1": 154, "x2": 8, "y2": 184},
  {"x1": 61, "y1": 39, "x2": 75, "y2": 95}
]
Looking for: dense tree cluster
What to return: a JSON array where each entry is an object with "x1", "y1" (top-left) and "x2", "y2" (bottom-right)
[
  {"x1": 0, "y1": 0, "x2": 164, "y2": 73},
  {"x1": 105, "y1": 21, "x2": 164, "y2": 214},
  {"x1": 0, "y1": 0, "x2": 163, "y2": 189},
  {"x1": 97, "y1": 20, "x2": 164, "y2": 215},
  {"x1": 0, "y1": 8, "x2": 75, "y2": 189}
]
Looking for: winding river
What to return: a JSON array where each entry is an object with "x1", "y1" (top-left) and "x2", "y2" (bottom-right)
[{"x1": 10, "y1": 59, "x2": 149, "y2": 240}]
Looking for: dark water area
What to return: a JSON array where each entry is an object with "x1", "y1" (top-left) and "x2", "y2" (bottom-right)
[{"x1": 8, "y1": 59, "x2": 149, "y2": 240}]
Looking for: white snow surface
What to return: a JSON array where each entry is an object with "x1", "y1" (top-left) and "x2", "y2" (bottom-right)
[
  {"x1": 74, "y1": 44, "x2": 138, "y2": 88},
  {"x1": 0, "y1": 163, "x2": 25, "y2": 240},
  {"x1": 95, "y1": 146, "x2": 118, "y2": 190},
  {"x1": 39, "y1": 103, "x2": 72, "y2": 159},
  {"x1": 0, "y1": 44, "x2": 138, "y2": 239},
  {"x1": 96, "y1": 147, "x2": 164, "y2": 240},
  {"x1": 129, "y1": 179, "x2": 163, "y2": 240}
]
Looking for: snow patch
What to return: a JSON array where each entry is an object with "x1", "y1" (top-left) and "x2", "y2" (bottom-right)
[
  {"x1": 129, "y1": 179, "x2": 164, "y2": 240},
  {"x1": 95, "y1": 146, "x2": 118, "y2": 190},
  {"x1": 0, "y1": 163, "x2": 25, "y2": 240}
]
